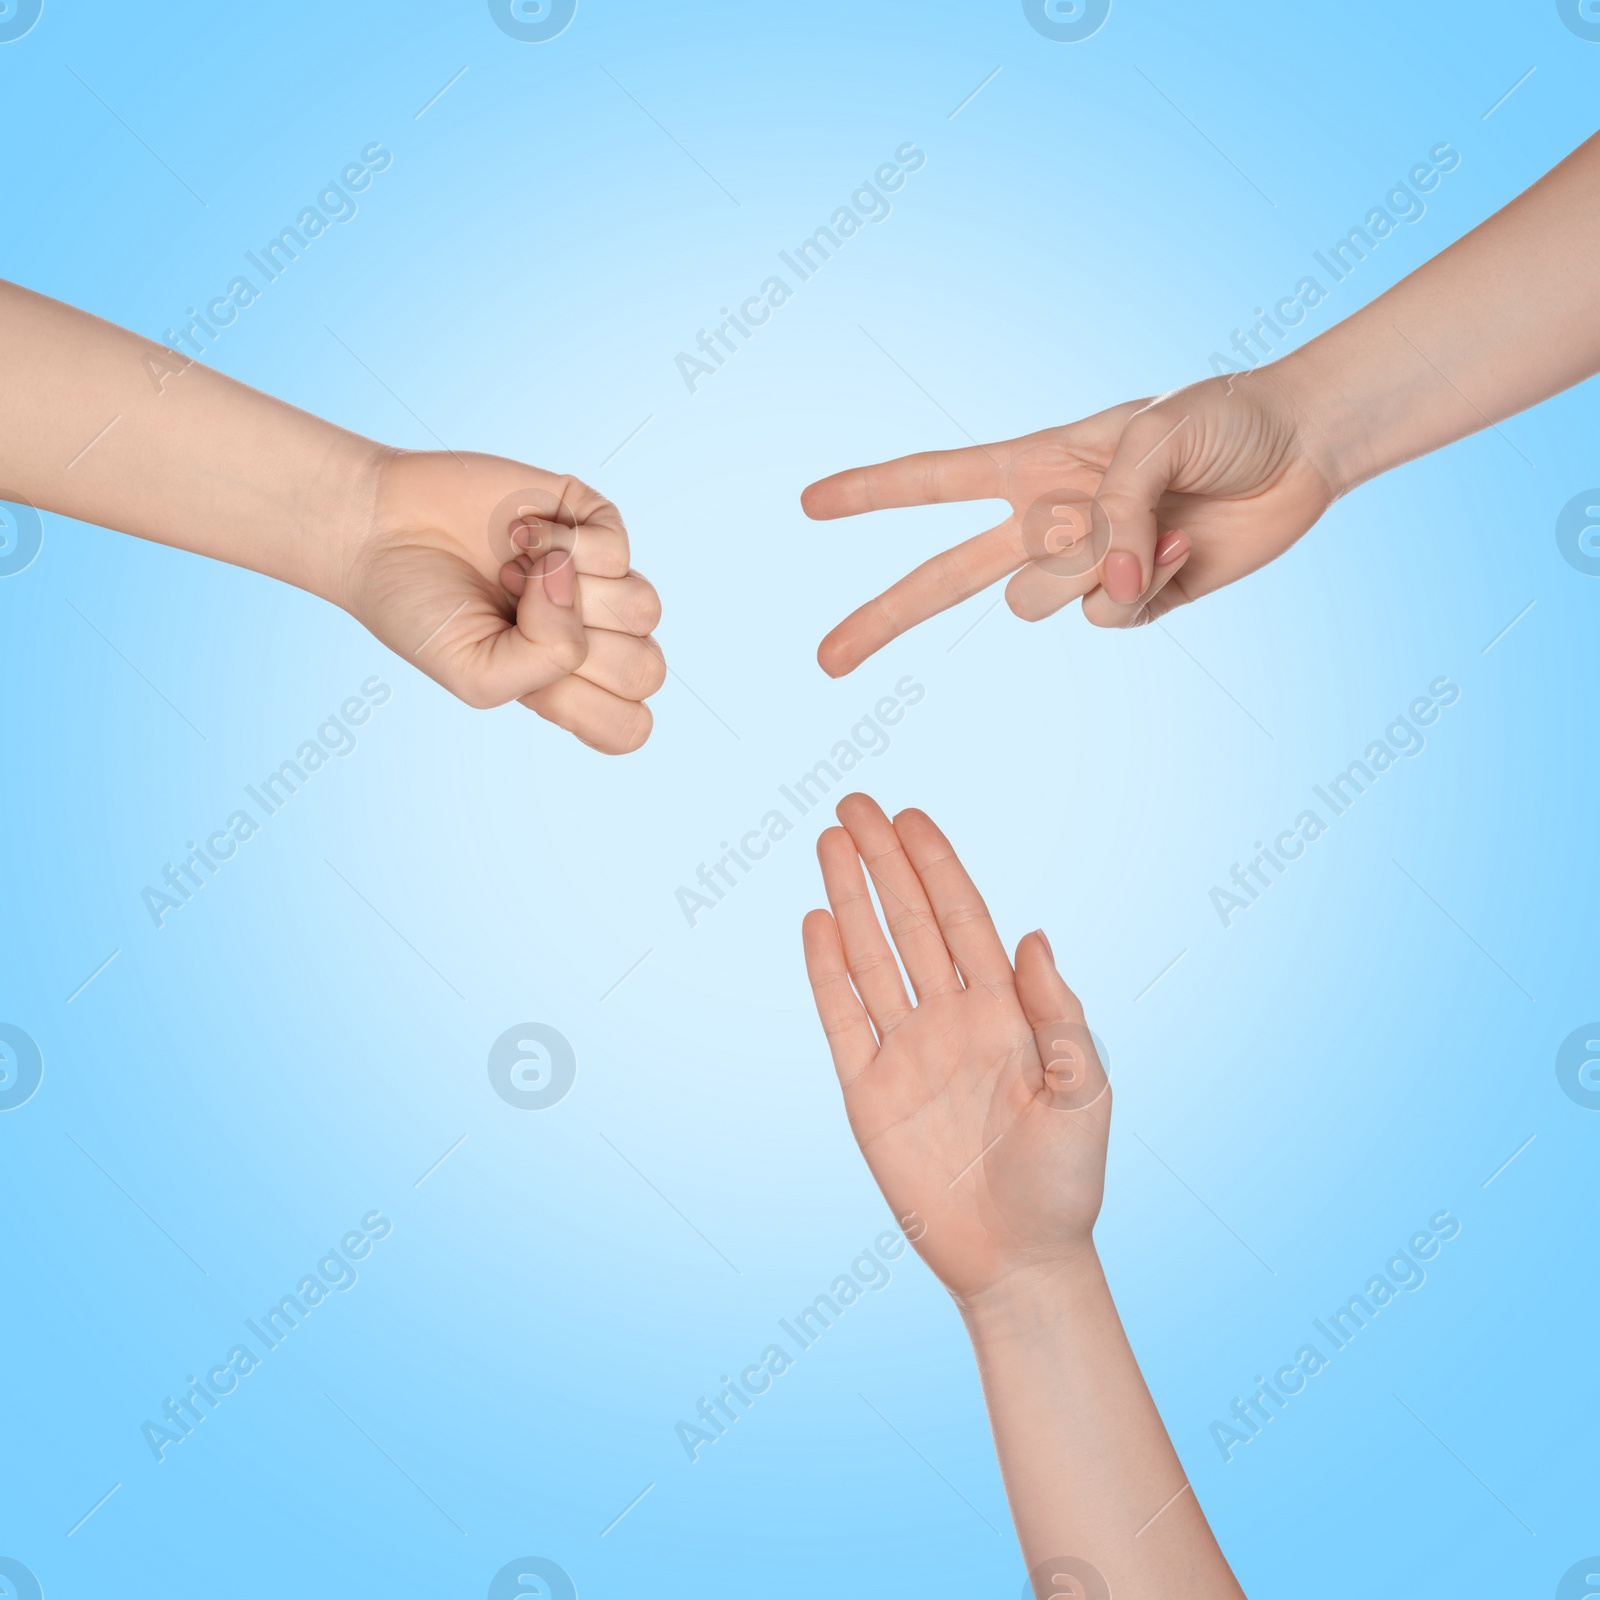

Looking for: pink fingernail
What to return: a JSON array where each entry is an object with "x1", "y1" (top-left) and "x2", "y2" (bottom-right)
[
  {"x1": 1103, "y1": 549, "x2": 1143, "y2": 603},
  {"x1": 512, "y1": 520, "x2": 546, "y2": 553},
  {"x1": 541, "y1": 549, "x2": 576, "y2": 608},
  {"x1": 1035, "y1": 928, "x2": 1053, "y2": 962},
  {"x1": 1154, "y1": 529, "x2": 1190, "y2": 566}
]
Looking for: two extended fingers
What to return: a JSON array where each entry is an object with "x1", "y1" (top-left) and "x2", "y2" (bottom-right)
[
  {"x1": 805, "y1": 444, "x2": 1020, "y2": 678},
  {"x1": 807, "y1": 412, "x2": 1198, "y2": 664}
]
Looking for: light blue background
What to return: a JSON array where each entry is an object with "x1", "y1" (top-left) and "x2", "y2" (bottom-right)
[{"x1": 2, "y1": 2, "x2": 1597, "y2": 1595}]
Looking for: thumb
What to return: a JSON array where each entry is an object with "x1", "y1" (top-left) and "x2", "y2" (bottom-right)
[
  {"x1": 496, "y1": 548, "x2": 588, "y2": 697},
  {"x1": 1090, "y1": 401, "x2": 1192, "y2": 622},
  {"x1": 1014, "y1": 930, "x2": 1107, "y2": 1112}
]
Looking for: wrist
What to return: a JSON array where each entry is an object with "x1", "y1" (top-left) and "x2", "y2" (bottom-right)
[
  {"x1": 1258, "y1": 344, "x2": 1373, "y2": 500},
  {"x1": 307, "y1": 433, "x2": 389, "y2": 610},
  {"x1": 958, "y1": 1248, "x2": 1108, "y2": 1351}
]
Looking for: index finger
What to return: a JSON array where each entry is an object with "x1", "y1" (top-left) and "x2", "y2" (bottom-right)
[
  {"x1": 555, "y1": 473, "x2": 627, "y2": 535},
  {"x1": 801, "y1": 443, "x2": 1008, "y2": 520},
  {"x1": 818, "y1": 518, "x2": 1023, "y2": 678},
  {"x1": 508, "y1": 516, "x2": 630, "y2": 579}
]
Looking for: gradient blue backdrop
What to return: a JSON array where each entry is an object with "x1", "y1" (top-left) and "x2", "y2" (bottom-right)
[{"x1": 2, "y1": 3, "x2": 1597, "y2": 1595}]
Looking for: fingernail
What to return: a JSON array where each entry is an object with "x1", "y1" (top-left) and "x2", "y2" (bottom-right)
[
  {"x1": 512, "y1": 520, "x2": 546, "y2": 553},
  {"x1": 1154, "y1": 528, "x2": 1190, "y2": 566},
  {"x1": 1103, "y1": 549, "x2": 1143, "y2": 603},
  {"x1": 1035, "y1": 928, "x2": 1053, "y2": 962},
  {"x1": 541, "y1": 549, "x2": 576, "y2": 607}
]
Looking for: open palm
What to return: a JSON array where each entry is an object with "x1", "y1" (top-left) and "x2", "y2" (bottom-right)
[
  {"x1": 801, "y1": 368, "x2": 1336, "y2": 675},
  {"x1": 802, "y1": 795, "x2": 1110, "y2": 1307}
]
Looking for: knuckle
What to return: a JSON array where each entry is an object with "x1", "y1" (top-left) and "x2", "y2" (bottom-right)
[
  {"x1": 1005, "y1": 587, "x2": 1040, "y2": 622},
  {"x1": 943, "y1": 905, "x2": 989, "y2": 929},
  {"x1": 1096, "y1": 487, "x2": 1149, "y2": 525},
  {"x1": 456, "y1": 679, "x2": 504, "y2": 711},
  {"x1": 930, "y1": 549, "x2": 968, "y2": 608},
  {"x1": 552, "y1": 632, "x2": 589, "y2": 675}
]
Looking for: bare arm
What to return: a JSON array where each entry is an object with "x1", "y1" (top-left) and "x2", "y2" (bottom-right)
[
  {"x1": 1290, "y1": 131, "x2": 1600, "y2": 491},
  {"x1": 0, "y1": 280, "x2": 664, "y2": 752},
  {"x1": 802, "y1": 133, "x2": 1600, "y2": 667},
  {"x1": 966, "y1": 1262, "x2": 1234, "y2": 1596},
  {"x1": 802, "y1": 795, "x2": 1242, "y2": 1596},
  {"x1": 0, "y1": 278, "x2": 381, "y2": 597}
]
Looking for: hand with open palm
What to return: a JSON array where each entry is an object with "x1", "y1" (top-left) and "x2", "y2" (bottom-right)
[
  {"x1": 801, "y1": 794, "x2": 1110, "y2": 1309},
  {"x1": 801, "y1": 367, "x2": 1337, "y2": 676}
]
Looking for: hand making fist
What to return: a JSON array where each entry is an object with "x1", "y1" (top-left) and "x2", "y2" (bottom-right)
[{"x1": 341, "y1": 449, "x2": 664, "y2": 753}]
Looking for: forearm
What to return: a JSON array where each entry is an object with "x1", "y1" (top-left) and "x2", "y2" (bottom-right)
[
  {"x1": 1277, "y1": 131, "x2": 1600, "y2": 493},
  {"x1": 0, "y1": 279, "x2": 379, "y2": 601},
  {"x1": 963, "y1": 1255, "x2": 1242, "y2": 1598}
]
